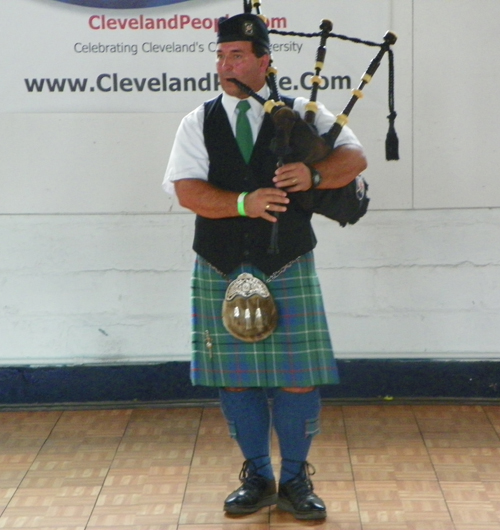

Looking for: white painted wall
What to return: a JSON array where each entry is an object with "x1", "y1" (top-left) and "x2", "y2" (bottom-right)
[{"x1": 1, "y1": 0, "x2": 499, "y2": 366}]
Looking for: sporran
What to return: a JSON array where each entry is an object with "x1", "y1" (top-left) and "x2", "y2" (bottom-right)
[{"x1": 222, "y1": 273, "x2": 278, "y2": 342}]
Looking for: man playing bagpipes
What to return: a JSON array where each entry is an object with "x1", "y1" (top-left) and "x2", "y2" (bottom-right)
[{"x1": 164, "y1": 5, "x2": 368, "y2": 520}]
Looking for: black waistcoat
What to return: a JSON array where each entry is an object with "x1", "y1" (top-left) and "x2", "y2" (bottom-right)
[{"x1": 192, "y1": 94, "x2": 316, "y2": 276}]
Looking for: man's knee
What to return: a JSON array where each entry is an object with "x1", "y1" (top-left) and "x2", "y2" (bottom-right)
[
  {"x1": 281, "y1": 386, "x2": 315, "y2": 394},
  {"x1": 224, "y1": 387, "x2": 315, "y2": 393}
]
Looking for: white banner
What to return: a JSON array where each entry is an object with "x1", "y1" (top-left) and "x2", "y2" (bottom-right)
[{"x1": 0, "y1": 0, "x2": 394, "y2": 113}]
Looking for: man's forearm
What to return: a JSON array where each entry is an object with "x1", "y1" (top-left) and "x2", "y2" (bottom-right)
[
  {"x1": 174, "y1": 178, "x2": 289, "y2": 222},
  {"x1": 314, "y1": 144, "x2": 368, "y2": 189},
  {"x1": 175, "y1": 179, "x2": 239, "y2": 219}
]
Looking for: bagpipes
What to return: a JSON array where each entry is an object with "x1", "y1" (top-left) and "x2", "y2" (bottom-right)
[{"x1": 233, "y1": 0, "x2": 399, "y2": 254}]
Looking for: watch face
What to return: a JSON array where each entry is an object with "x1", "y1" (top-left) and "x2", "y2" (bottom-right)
[{"x1": 312, "y1": 170, "x2": 322, "y2": 188}]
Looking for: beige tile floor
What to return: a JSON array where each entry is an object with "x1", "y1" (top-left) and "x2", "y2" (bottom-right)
[{"x1": 1, "y1": 403, "x2": 500, "y2": 529}]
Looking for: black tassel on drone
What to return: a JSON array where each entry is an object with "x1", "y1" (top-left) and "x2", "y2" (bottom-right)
[{"x1": 385, "y1": 49, "x2": 399, "y2": 160}]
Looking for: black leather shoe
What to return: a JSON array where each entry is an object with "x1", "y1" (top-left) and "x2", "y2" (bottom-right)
[
  {"x1": 277, "y1": 462, "x2": 326, "y2": 520},
  {"x1": 224, "y1": 460, "x2": 277, "y2": 515}
]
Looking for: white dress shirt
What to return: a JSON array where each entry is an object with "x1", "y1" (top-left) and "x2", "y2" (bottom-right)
[{"x1": 163, "y1": 86, "x2": 362, "y2": 195}]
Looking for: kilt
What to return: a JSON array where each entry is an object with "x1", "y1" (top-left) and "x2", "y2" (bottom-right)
[{"x1": 190, "y1": 251, "x2": 339, "y2": 388}]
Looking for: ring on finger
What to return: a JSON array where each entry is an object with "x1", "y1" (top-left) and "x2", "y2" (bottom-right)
[{"x1": 265, "y1": 204, "x2": 270, "y2": 210}]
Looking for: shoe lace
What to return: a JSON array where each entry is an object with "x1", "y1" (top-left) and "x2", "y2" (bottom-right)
[
  {"x1": 284, "y1": 461, "x2": 316, "y2": 497},
  {"x1": 239, "y1": 458, "x2": 269, "y2": 487}
]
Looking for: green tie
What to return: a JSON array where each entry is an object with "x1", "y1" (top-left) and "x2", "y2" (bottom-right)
[{"x1": 236, "y1": 100, "x2": 253, "y2": 163}]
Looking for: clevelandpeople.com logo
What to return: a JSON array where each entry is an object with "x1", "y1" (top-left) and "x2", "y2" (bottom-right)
[{"x1": 53, "y1": 0, "x2": 192, "y2": 8}]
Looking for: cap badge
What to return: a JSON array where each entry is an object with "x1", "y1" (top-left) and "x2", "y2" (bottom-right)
[{"x1": 242, "y1": 21, "x2": 255, "y2": 36}]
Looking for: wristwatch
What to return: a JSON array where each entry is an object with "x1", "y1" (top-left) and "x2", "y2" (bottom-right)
[{"x1": 309, "y1": 167, "x2": 322, "y2": 189}]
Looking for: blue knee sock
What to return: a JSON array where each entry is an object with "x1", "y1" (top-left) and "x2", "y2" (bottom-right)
[
  {"x1": 219, "y1": 388, "x2": 274, "y2": 480},
  {"x1": 272, "y1": 388, "x2": 321, "y2": 484}
]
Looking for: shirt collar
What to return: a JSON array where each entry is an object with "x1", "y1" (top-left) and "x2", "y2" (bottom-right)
[{"x1": 222, "y1": 84, "x2": 270, "y2": 120}]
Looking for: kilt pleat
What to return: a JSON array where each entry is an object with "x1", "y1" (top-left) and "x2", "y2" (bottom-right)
[{"x1": 191, "y1": 252, "x2": 339, "y2": 388}]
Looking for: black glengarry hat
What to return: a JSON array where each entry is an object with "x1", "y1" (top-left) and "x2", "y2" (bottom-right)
[{"x1": 217, "y1": 14, "x2": 270, "y2": 51}]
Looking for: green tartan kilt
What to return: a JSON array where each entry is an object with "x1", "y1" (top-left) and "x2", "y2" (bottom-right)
[{"x1": 191, "y1": 251, "x2": 339, "y2": 388}]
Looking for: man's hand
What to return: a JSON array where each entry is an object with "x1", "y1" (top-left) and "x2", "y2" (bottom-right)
[
  {"x1": 244, "y1": 188, "x2": 289, "y2": 222},
  {"x1": 273, "y1": 162, "x2": 312, "y2": 192}
]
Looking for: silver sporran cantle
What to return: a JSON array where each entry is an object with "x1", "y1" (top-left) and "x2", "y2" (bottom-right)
[{"x1": 222, "y1": 273, "x2": 278, "y2": 342}]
